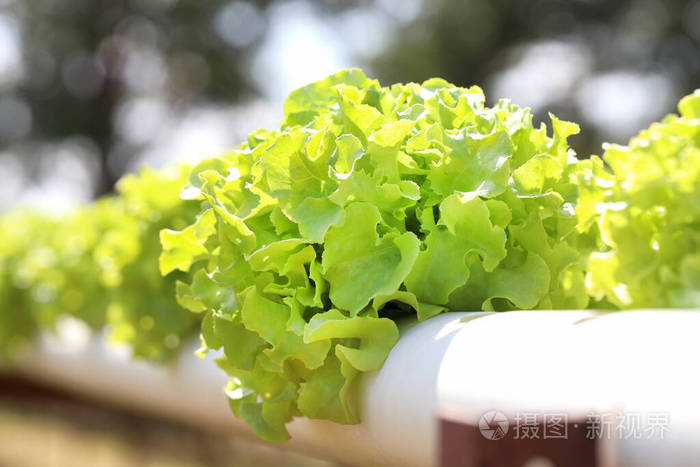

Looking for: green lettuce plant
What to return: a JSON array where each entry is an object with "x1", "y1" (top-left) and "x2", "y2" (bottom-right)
[
  {"x1": 3, "y1": 67, "x2": 695, "y2": 444},
  {"x1": 585, "y1": 90, "x2": 700, "y2": 308},
  {"x1": 161, "y1": 69, "x2": 593, "y2": 441},
  {"x1": 0, "y1": 203, "x2": 126, "y2": 359},
  {"x1": 0, "y1": 165, "x2": 200, "y2": 362},
  {"x1": 98, "y1": 165, "x2": 202, "y2": 361},
  {"x1": 0, "y1": 210, "x2": 57, "y2": 359}
]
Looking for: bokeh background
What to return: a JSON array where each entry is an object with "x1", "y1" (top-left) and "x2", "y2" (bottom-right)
[{"x1": 0, "y1": 0, "x2": 698, "y2": 211}]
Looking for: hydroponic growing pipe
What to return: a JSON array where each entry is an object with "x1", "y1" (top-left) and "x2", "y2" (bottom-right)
[{"x1": 15, "y1": 310, "x2": 700, "y2": 466}]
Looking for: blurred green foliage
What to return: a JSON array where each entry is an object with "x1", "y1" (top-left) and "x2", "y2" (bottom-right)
[{"x1": 0, "y1": 164, "x2": 201, "y2": 362}]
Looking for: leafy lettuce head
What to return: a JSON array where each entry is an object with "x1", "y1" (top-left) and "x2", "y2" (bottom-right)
[
  {"x1": 161, "y1": 69, "x2": 591, "y2": 441},
  {"x1": 586, "y1": 90, "x2": 700, "y2": 308}
]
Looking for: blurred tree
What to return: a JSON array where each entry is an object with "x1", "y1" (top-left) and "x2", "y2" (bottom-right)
[{"x1": 9, "y1": 0, "x2": 283, "y2": 196}]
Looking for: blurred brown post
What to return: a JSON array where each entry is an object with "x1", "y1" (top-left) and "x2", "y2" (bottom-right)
[{"x1": 440, "y1": 414, "x2": 599, "y2": 467}]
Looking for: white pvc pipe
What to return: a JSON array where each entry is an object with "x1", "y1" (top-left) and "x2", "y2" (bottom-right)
[{"x1": 12, "y1": 311, "x2": 700, "y2": 467}]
